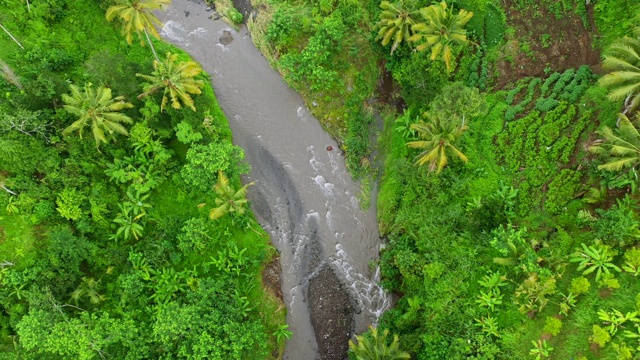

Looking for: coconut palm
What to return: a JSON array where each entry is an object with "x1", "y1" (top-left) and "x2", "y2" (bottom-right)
[
  {"x1": 349, "y1": 326, "x2": 411, "y2": 360},
  {"x1": 137, "y1": 51, "x2": 205, "y2": 112},
  {"x1": 598, "y1": 37, "x2": 640, "y2": 114},
  {"x1": 590, "y1": 112, "x2": 640, "y2": 172},
  {"x1": 106, "y1": 0, "x2": 172, "y2": 61},
  {"x1": 407, "y1": 113, "x2": 469, "y2": 173},
  {"x1": 376, "y1": 0, "x2": 419, "y2": 55},
  {"x1": 409, "y1": 1, "x2": 473, "y2": 72},
  {"x1": 207, "y1": 171, "x2": 254, "y2": 220},
  {"x1": 62, "y1": 83, "x2": 134, "y2": 148}
]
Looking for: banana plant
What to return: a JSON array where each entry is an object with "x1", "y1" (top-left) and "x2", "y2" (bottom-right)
[
  {"x1": 529, "y1": 339, "x2": 553, "y2": 359},
  {"x1": 598, "y1": 309, "x2": 640, "y2": 335},
  {"x1": 113, "y1": 203, "x2": 144, "y2": 241},
  {"x1": 570, "y1": 242, "x2": 621, "y2": 282}
]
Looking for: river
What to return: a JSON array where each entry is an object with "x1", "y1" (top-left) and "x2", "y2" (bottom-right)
[{"x1": 158, "y1": 1, "x2": 389, "y2": 358}]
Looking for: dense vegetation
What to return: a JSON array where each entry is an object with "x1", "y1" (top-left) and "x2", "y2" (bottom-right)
[
  {"x1": 0, "y1": 0, "x2": 285, "y2": 358},
  {"x1": 250, "y1": 0, "x2": 640, "y2": 359},
  {"x1": 4, "y1": 0, "x2": 640, "y2": 358}
]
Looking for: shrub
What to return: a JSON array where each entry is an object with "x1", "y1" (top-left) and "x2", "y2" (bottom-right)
[
  {"x1": 590, "y1": 325, "x2": 611, "y2": 348},
  {"x1": 180, "y1": 141, "x2": 246, "y2": 193},
  {"x1": 56, "y1": 188, "x2": 85, "y2": 221},
  {"x1": 543, "y1": 316, "x2": 562, "y2": 336},
  {"x1": 570, "y1": 276, "x2": 591, "y2": 295},
  {"x1": 622, "y1": 247, "x2": 640, "y2": 276}
]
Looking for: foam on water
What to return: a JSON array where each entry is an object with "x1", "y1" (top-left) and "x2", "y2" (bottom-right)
[
  {"x1": 332, "y1": 244, "x2": 391, "y2": 324},
  {"x1": 189, "y1": 27, "x2": 207, "y2": 37},
  {"x1": 161, "y1": 20, "x2": 187, "y2": 45}
]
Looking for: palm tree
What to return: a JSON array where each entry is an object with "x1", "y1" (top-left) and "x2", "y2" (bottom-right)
[
  {"x1": 409, "y1": 1, "x2": 473, "y2": 72},
  {"x1": 375, "y1": 0, "x2": 419, "y2": 55},
  {"x1": 349, "y1": 326, "x2": 411, "y2": 360},
  {"x1": 407, "y1": 114, "x2": 469, "y2": 173},
  {"x1": 207, "y1": 171, "x2": 254, "y2": 220},
  {"x1": 62, "y1": 83, "x2": 134, "y2": 148},
  {"x1": 589, "y1": 112, "x2": 640, "y2": 172},
  {"x1": 105, "y1": 0, "x2": 172, "y2": 61},
  {"x1": 598, "y1": 37, "x2": 640, "y2": 114},
  {"x1": 136, "y1": 51, "x2": 205, "y2": 112}
]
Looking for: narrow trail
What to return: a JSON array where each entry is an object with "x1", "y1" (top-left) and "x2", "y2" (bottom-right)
[{"x1": 159, "y1": 1, "x2": 390, "y2": 358}]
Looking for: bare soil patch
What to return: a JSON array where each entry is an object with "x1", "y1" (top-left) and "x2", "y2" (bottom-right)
[{"x1": 494, "y1": 1, "x2": 601, "y2": 89}]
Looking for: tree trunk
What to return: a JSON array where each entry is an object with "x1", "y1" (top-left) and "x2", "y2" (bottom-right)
[
  {"x1": 26, "y1": 0, "x2": 31, "y2": 12},
  {"x1": 0, "y1": 23, "x2": 24, "y2": 50},
  {"x1": 144, "y1": 28, "x2": 160, "y2": 62}
]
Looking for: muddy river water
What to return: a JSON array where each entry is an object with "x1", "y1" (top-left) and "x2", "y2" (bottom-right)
[{"x1": 159, "y1": 2, "x2": 389, "y2": 358}]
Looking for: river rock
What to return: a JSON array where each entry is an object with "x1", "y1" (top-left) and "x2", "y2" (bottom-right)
[{"x1": 219, "y1": 30, "x2": 233, "y2": 45}]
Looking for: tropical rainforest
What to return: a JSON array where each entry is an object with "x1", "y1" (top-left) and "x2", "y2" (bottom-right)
[
  {"x1": 248, "y1": 0, "x2": 640, "y2": 359},
  {"x1": 1, "y1": 0, "x2": 640, "y2": 359},
  {"x1": 0, "y1": 0, "x2": 286, "y2": 358}
]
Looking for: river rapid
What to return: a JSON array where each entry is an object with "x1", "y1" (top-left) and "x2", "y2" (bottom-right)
[{"x1": 158, "y1": 2, "x2": 389, "y2": 358}]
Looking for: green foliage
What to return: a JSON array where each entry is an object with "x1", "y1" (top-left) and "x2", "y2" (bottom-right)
[
  {"x1": 591, "y1": 324, "x2": 612, "y2": 348},
  {"x1": 61, "y1": 83, "x2": 134, "y2": 148},
  {"x1": 113, "y1": 202, "x2": 145, "y2": 241},
  {"x1": 591, "y1": 112, "x2": 640, "y2": 173},
  {"x1": 177, "y1": 217, "x2": 212, "y2": 253},
  {"x1": 106, "y1": 0, "x2": 171, "y2": 46},
  {"x1": 180, "y1": 141, "x2": 245, "y2": 193},
  {"x1": 273, "y1": 324, "x2": 292, "y2": 343},
  {"x1": 137, "y1": 51, "x2": 205, "y2": 112},
  {"x1": 16, "y1": 308, "x2": 140, "y2": 359},
  {"x1": 55, "y1": 187, "x2": 85, "y2": 221},
  {"x1": 175, "y1": 121, "x2": 203, "y2": 144},
  {"x1": 529, "y1": 339, "x2": 553, "y2": 359},
  {"x1": 70, "y1": 277, "x2": 106, "y2": 305},
  {"x1": 266, "y1": 5, "x2": 309, "y2": 51},
  {"x1": 593, "y1": 201, "x2": 640, "y2": 248},
  {"x1": 570, "y1": 276, "x2": 591, "y2": 295},
  {"x1": 227, "y1": 7, "x2": 244, "y2": 24},
  {"x1": 597, "y1": 308, "x2": 639, "y2": 335},
  {"x1": 474, "y1": 314, "x2": 500, "y2": 338},
  {"x1": 152, "y1": 278, "x2": 269, "y2": 359},
  {"x1": 348, "y1": 326, "x2": 411, "y2": 360},
  {"x1": 543, "y1": 316, "x2": 562, "y2": 336},
  {"x1": 407, "y1": 114, "x2": 468, "y2": 173},
  {"x1": 514, "y1": 273, "x2": 557, "y2": 316},
  {"x1": 375, "y1": 0, "x2": 419, "y2": 54},
  {"x1": 409, "y1": 1, "x2": 474, "y2": 72},
  {"x1": 623, "y1": 247, "x2": 640, "y2": 276},
  {"x1": 207, "y1": 171, "x2": 254, "y2": 221},
  {"x1": 570, "y1": 242, "x2": 622, "y2": 282},
  {"x1": 280, "y1": 14, "x2": 347, "y2": 93}
]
